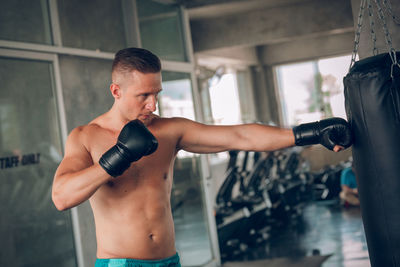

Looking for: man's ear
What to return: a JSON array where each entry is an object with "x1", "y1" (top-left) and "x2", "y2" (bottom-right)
[{"x1": 110, "y1": 83, "x2": 121, "y2": 99}]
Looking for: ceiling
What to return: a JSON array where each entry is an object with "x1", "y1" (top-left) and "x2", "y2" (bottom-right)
[
  {"x1": 174, "y1": 0, "x2": 356, "y2": 69},
  {"x1": 183, "y1": 0, "x2": 314, "y2": 20}
]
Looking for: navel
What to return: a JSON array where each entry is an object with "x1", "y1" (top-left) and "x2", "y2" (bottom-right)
[
  {"x1": 149, "y1": 233, "x2": 154, "y2": 240},
  {"x1": 163, "y1": 173, "x2": 168, "y2": 180}
]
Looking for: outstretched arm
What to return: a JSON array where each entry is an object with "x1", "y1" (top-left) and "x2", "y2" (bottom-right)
[
  {"x1": 175, "y1": 118, "x2": 295, "y2": 153},
  {"x1": 174, "y1": 117, "x2": 351, "y2": 154}
]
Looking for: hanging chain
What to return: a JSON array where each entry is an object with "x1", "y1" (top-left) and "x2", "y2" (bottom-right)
[
  {"x1": 382, "y1": 0, "x2": 400, "y2": 77},
  {"x1": 373, "y1": 0, "x2": 399, "y2": 76},
  {"x1": 383, "y1": 0, "x2": 400, "y2": 25},
  {"x1": 350, "y1": 0, "x2": 366, "y2": 71},
  {"x1": 367, "y1": 0, "x2": 379, "y2": 55},
  {"x1": 349, "y1": 0, "x2": 399, "y2": 73}
]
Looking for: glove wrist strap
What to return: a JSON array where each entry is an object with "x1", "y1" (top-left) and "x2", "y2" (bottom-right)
[
  {"x1": 293, "y1": 122, "x2": 320, "y2": 146},
  {"x1": 99, "y1": 146, "x2": 131, "y2": 177}
]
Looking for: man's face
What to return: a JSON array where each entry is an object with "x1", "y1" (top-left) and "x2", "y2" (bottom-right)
[{"x1": 115, "y1": 71, "x2": 162, "y2": 123}]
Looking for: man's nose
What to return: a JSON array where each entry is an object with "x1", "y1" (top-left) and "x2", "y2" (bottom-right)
[{"x1": 145, "y1": 96, "x2": 157, "y2": 112}]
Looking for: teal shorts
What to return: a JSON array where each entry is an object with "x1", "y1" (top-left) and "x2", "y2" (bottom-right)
[{"x1": 95, "y1": 253, "x2": 181, "y2": 267}]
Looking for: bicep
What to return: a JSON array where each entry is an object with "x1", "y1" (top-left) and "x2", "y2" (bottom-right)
[{"x1": 176, "y1": 118, "x2": 239, "y2": 153}]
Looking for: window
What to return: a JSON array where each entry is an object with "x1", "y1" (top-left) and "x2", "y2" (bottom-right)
[
  {"x1": 275, "y1": 55, "x2": 351, "y2": 126},
  {"x1": 58, "y1": 55, "x2": 114, "y2": 128},
  {"x1": 0, "y1": 0, "x2": 52, "y2": 44},
  {"x1": 58, "y1": 0, "x2": 126, "y2": 52},
  {"x1": 137, "y1": 0, "x2": 188, "y2": 62},
  {"x1": 0, "y1": 56, "x2": 76, "y2": 267},
  {"x1": 159, "y1": 72, "x2": 195, "y2": 120},
  {"x1": 208, "y1": 72, "x2": 242, "y2": 125}
]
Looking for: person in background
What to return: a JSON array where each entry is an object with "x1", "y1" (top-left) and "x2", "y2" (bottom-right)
[{"x1": 340, "y1": 164, "x2": 360, "y2": 207}]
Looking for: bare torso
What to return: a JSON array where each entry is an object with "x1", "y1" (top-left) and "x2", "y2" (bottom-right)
[{"x1": 83, "y1": 116, "x2": 179, "y2": 260}]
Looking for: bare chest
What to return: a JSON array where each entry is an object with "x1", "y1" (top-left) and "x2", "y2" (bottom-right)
[{"x1": 85, "y1": 128, "x2": 178, "y2": 195}]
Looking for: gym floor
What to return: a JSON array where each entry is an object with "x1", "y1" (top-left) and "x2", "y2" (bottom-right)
[{"x1": 223, "y1": 200, "x2": 370, "y2": 267}]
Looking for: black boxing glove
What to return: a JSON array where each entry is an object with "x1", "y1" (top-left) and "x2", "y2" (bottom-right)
[
  {"x1": 99, "y1": 120, "x2": 158, "y2": 177},
  {"x1": 292, "y1": 117, "x2": 352, "y2": 150}
]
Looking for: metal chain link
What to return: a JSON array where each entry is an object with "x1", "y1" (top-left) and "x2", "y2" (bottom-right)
[
  {"x1": 367, "y1": 0, "x2": 379, "y2": 55},
  {"x1": 373, "y1": 0, "x2": 399, "y2": 73},
  {"x1": 349, "y1": 0, "x2": 399, "y2": 74},
  {"x1": 381, "y1": 0, "x2": 400, "y2": 78},
  {"x1": 383, "y1": 0, "x2": 400, "y2": 25},
  {"x1": 350, "y1": 0, "x2": 366, "y2": 71}
]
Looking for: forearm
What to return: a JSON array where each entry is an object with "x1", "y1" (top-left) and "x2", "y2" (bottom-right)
[
  {"x1": 180, "y1": 117, "x2": 351, "y2": 154},
  {"x1": 235, "y1": 124, "x2": 295, "y2": 151},
  {"x1": 52, "y1": 163, "x2": 110, "y2": 211},
  {"x1": 341, "y1": 185, "x2": 357, "y2": 195}
]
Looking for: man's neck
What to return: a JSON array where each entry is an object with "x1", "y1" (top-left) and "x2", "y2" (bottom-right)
[{"x1": 102, "y1": 107, "x2": 129, "y2": 132}]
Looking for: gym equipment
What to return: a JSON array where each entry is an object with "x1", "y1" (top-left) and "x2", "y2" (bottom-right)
[
  {"x1": 215, "y1": 148, "x2": 312, "y2": 261},
  {"x1": 312, "y1": 162, "x2": 349, "y2": 201}
]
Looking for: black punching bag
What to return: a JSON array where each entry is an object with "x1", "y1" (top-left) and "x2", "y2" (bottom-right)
[{"x1": 344, "y1": 52, "x2": 400, "y2": 267}]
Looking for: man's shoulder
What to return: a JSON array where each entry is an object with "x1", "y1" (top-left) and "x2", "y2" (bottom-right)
[
  {"x1": 68, "y1": 123, "x2": 107, "y2": 144},
  {"x1": 66, "y1": 123, "x2": 112, "y2": 155},
  {"x1": 71, "y1": 123, "x2": 103, "y2": 134}
]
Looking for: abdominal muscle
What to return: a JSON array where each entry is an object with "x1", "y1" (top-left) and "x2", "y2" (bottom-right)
[{"x1": 90, "y1": 174, "x2": 177, "y2": 260}]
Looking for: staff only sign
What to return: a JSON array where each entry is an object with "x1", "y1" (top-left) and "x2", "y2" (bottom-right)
[{"x1": 0, "y1": 153, "x2": 41, "y2": 169}]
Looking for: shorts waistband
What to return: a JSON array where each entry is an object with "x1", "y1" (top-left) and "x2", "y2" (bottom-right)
[{"x1": 95, "y1": 253, "x2": 181, "y2": 267}]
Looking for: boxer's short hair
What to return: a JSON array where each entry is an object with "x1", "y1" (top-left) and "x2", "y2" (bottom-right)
[{"x1": 112, "y1": 47, "x2": 161, "y2": 75}]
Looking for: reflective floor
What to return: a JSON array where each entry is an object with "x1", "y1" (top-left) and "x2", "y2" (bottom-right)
[{"x1": 226, "y1": 200, "x2": 370, "y2": 267}]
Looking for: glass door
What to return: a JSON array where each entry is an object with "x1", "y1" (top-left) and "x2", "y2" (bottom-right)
[
  {"x1": 0, "y1": 51, "x2": 77, "y2": 266},
  {"x1": 159, "y1": 71, "x2": 217, "y2": 266}
]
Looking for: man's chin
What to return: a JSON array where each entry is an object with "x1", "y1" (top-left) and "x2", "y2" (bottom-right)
[{"x1": 138, "y1": 114, "x2": 153, "y2": 123}]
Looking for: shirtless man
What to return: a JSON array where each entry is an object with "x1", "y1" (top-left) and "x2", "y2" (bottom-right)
[{"x1": 51, "y1": 47, "x2": 352, "y2": 267}]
